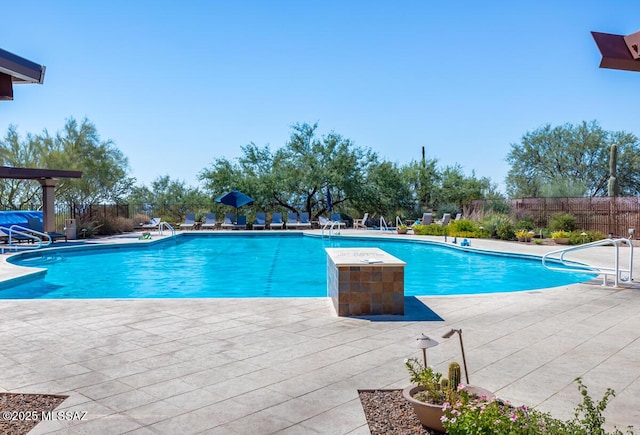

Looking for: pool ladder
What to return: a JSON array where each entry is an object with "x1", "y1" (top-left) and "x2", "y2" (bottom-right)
[
  {"x1": 158, "y1": 221, "x2": 176, "y2": 237},
  {"x1": 321, "y1": 220, "x2": 341, "y2": 238},
  {"x1": 541, "y1": 238, "x2": 633, "y2": 287}
]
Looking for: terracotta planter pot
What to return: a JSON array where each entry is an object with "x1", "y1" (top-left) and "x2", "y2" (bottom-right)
[
  {"x1": 397, "y1": 228, "x2": 408, "y2": 234},
  {"x1": 553, "y1": 237, "x2": 570, "y2": 244},
  {"x1": 402, "y1": 384, "x2": 496, "y2": 432}
]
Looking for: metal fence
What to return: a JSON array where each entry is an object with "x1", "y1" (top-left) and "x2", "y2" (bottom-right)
[
  {"x1": 53, "y1": 203, "x2": 130, "y2": 231},
  {"x1": 473, "y1": 197, "x2": 640, "y2": 237}
]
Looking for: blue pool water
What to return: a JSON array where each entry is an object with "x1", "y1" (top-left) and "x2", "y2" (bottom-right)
[{"x1": 1, "y1": 234, "x2": 595, "y2": 299}]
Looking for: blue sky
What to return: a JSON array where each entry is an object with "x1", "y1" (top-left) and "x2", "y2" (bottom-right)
[{"x1": 2, "y1": 1, "x2": 639, "y2": 192}]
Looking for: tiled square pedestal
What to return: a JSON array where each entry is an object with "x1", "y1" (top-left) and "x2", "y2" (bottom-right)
[{"x1": 326, "y1": 247, "x2": 406, "y2": 316}]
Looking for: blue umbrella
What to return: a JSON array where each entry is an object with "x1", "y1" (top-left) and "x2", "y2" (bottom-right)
[
  {"x1": 327, "y1": 187, "x2": 332, "y2": 212},
  {"x1": 215, "y1": 190, "x2": 255, "y2": 219}
]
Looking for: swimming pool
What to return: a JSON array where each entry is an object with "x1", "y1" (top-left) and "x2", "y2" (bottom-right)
[{"x1": 1, "y1": 234, "x2": 595, "y2": 299}]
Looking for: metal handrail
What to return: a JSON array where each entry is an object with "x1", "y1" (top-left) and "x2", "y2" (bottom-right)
[
  {"x1": 0, "y1": 225, "x2": 50, "y2": 253},
  {"x1": 158, "y1": 221, "x2": 175, "y2": 237},
  {"x1": 379, "y1": 216, "x2": 389, "y2": 232},
  {"x1": 542, "y1": 238, "x2": 633, "y2": 287},
  {"x1": 321, "y1": 220, "x2": 340, "y2": 238}
]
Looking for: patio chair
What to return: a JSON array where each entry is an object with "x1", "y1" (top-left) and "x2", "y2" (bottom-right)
[
  {"x1": 454, "y1": 213, "x2": 462, "y2": 221},
  {"x1": 421, "y1": 213, "x2": 433, "y2": 225},
  {"x1": 201, "y1": 213, "x2": 217, "y2": 230},
  {"x1": 331, "y1": 213, "x2": 346, "y2": 229},
  {"x1": 270, "y1": 212, "x2": 284, "y2": 230},
  {"x1": 27, "y1": 217, "x2": 67, "y2": 243},
  {"x1": 353, "y1": 213, "x2": 369, "y2": 230},
  {"x1": 221, "y1": 213, "x2": 236, "y2": 229},
  {"x1": 253, "y1": 212, "x2": 267, "y2": 230},
  {"x1": 179, "y1": 213, "x2": 196, "y2": 230},
  {"x1": 141, "y1": 217, "x2": 161, "y2": 230}
]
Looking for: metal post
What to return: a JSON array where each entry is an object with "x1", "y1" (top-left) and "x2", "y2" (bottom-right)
[{"x1": 458, "y1": 331, "x2": 469, "y2": 384}]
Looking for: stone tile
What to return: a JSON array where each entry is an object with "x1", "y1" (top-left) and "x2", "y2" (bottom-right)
[
  {"x1": 122, "y1": 399, "x2": 185, "y2": 426},
  {"x1": 99, "y1": 390, "x2": 158, "y2": 413}
]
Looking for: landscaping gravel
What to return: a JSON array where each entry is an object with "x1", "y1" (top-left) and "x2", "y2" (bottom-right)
[
  {"x1": 0, "y1": 393, "x2": 67, "y2": 435},
  {"x1": 359, "y1": 389, "x2": 444, "y2": 435}
]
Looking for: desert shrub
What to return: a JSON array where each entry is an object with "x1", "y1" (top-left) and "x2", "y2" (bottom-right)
[
  {"x1": 497, "y1": 222, "x2": 515, "y2": 240},
  {"x1": 549, "y1": 212, "x2": 577, "y2": 232},
  {"x1": 133, "y1": 213, "x2": 151, "y2": 225},
  {"x1": 448, "y1": 219, "x2": 479, "y2": 238},
  {"x1": 568, "y1": 230, "x2": 606, "y2": 245},
  {"x1": 515, "y1": 216, "x2": 535, "y2": 230},
  {"x1": 480, "y1": 213, "x2": 513, "y2": 239},
  {"x1": 412, "y1": 224, "x2": 449, "y2": 236},
  {"x1": 93, "y1": 216, "x2": 135, "y2": 235},
  {"x1": 450, "y1": 219, "x2": 476, "y2": 233}
]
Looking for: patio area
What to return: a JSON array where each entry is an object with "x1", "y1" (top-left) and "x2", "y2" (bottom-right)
[{"x1": 0, "y1": 233, "x2": 638, "y2": 433}]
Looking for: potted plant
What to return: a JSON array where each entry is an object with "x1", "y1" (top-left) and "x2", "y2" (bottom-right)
[
  {"x1": 402, "y1": 358, "x2": 493, "y2": 432},
  {"x1": 551, "y1": 230, "x2": 571, "y2": 244},
  {"x1": 397, "y1": 224, "x2": 408, "y2": 234}
]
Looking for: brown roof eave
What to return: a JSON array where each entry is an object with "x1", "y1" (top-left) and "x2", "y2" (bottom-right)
[
  {"x1": 0, "y1": 48, "x2": 46, "y2": 84},
  {"x1": 0, "y1": 166, "x2": 82, "y2": 180}
]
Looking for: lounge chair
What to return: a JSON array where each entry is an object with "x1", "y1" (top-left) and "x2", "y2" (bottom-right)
[
  {"x1": 234, "y1": 215, "x2": 247, "y2": 230},
  {"x1": 221, "y1": 213, "x2": 236, "y2": 229},
  {"x1": 439, "y1": 213, "x2": 451, "y2": 226},
  {"x1": 331, "y1": 213, "x2": 346, "y2": 229},
  {"x1": 179, "y1": 213, "x2": 196, "y2": 230},
  {"x1": 353, "y1": 213, "x2": 369, "y2": 230},
  {"x1": 421, "y1": 213, "x2": 433, "y2": 225},
  {"x1": 201, "y1": 213, "x2": 217, "y2": 230},
  {"x1": 270, "y1": 212, "x2": 284, "y2": 230},
  {"x1": 298, "y1": 212, "x2": 312, "y2": 229},
  {"x1": 253, "y1": 212, "x2": 267, "y2": 230},
  {"x1": 286, "y1": 212, "x2": 300, "y2": 229},
  {"x1": 142, "y1": 217, "x2": 161, "y2": 230},
  {"x1": 27, "y1": 217, "x2": 67, "y2": 243}
]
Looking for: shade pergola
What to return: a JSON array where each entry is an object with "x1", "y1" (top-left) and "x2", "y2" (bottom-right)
[
  {"x1": 0, "y1": 47, "x2": 46, "y2": 100},
  {"x1": 0, "y1": 166, "x2": 83, "y2": 233}
]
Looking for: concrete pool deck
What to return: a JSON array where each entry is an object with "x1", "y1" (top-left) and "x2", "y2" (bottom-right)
[{"x1": 0, "y1": 230, "x2": 638, "y2": 433}]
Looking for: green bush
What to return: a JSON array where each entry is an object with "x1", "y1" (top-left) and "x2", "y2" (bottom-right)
[
  {"x1": 448, "y1": 219, "x2": 479, "y2": 238},
  {"x1": 515, "y1": 216, "x2": 535, "y2": 230},
  {"x1": 481, "y1": 213, "x2": 513, "y2": 239},
  {"x1": 443, "y1": 377, "x2": 635, "y2": 435},
  {"x1": 497, "y1": 223, "x2": 515, "y2": 240},
  {"x1": 568, "y1": 230, "x2": 606, "y2": 245},
  {"x1": 412, "y1": 224, "x2": 449, "y2": 236},
  {"x1": 549, "y1": 212, "x2": 577, "y2": 232}
]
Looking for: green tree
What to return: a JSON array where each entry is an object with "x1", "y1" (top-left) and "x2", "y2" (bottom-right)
[
  {"x1": 199, "y1": 122, "x2": 379, "y2": 219},
  {"x1": 401, "y1": 157, "x2": 440, "y2": 214},
  {"x1": 129, "y1": 175, "x2": 208, "y2": 220},
  {"x1": 0, "y1": 126, "x2": 42, "y2": 209},
  {"x1": 506, "y1": 121, "x2": 640, "y2": 198},
  {"x1": 0, "y1": 118, "x2": 134, "y2": 209},
  {"x1": 434, "y1": 165, "x2": 493, "y2": 215}
]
